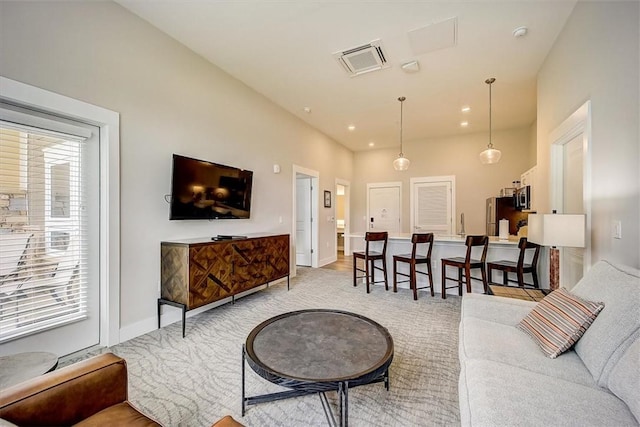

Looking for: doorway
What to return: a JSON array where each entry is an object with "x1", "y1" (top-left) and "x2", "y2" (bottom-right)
[
  {"x1": 335, "y1": 179, "x2": 350, "y2": 257},
  {"x1": 296, "y1": 176, "x2": 312, "y2": 266},
  {"x1": 367, "y1": 183, "x2": 401, "y2": 233},
  {"x1": 292, "y1": 165, "x2": 319, "y2": 273},
  {"x1": 551, "y1": 100, "x2": 592, "y2": 289},
  {"x1": 1, "y1": 102, "x2": 99, "y2": 356}
]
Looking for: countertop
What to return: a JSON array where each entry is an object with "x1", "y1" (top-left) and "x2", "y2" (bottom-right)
[{"x1": 346, "y1": 233, "x2": 519, "y2": 246}]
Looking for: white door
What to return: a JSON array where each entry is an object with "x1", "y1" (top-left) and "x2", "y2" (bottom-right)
[
  {"x1": 561, "y1": 134, "x2": 584, "y2": 287},
  {"x1": 367, "y1": 184, "x2": 400, "y2": 232},
  {"x1": 0, "y1": 111, "x2": 100, "y2": 357},
  {"x1": 412, "y1": 180, "x2": 453, "y2": 234},
  {"x1": 295, "y1": 177, "x2": 312, "y2": 266}
]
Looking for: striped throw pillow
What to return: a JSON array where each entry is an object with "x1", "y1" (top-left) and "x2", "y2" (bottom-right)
[{"x1": 517, "y1": 288, "x2": 604, "y2": 358}]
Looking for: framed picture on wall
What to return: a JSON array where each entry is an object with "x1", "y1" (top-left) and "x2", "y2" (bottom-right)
[{"x1": 324, "y1": 190, "x2": 331, "y2": 208}]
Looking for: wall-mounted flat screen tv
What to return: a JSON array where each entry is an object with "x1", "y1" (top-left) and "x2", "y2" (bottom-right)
[{"x1": 170, "y1": 154, "x2": 253, "y2": 220}]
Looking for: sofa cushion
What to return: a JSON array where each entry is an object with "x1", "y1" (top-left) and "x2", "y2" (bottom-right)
[
  {"x1": 461, "y1": 293, "x2": 535, "y2": 326},
  {"x1": 606, "y1": 334, "x2": 640, "y2": 423},
  {"x1": 74, "y1": 402, "x2": 161, "y2": 427},
  {"x1": 459, "y1": 359, "x2": 638, "y2": 427},
  {"x1": 570, "y1": 261, "x2": 640, "y2": 385},
  {"x1": 517, "y1": 288, "x2": 604, "y2": 358},
  {"x1": 459, "y1": 318, "x2": 597, "y2": 387}
]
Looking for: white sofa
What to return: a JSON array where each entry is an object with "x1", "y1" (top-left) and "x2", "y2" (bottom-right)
[{"x1": 458, "y1": 260, "x2": 639, "y2": 426}]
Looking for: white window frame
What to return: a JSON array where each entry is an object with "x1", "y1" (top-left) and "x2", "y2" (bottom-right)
[
  {"x1": 0, "y1": 76, "x2": 121, "y2": 347},
  {"x1": 410, "y1": 175, "x2": 456, "y2": 235}
]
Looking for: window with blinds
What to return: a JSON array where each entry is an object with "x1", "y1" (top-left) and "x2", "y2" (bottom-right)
[{"x1": 0, "y1": 117, "x2": 90, "y2": 343}]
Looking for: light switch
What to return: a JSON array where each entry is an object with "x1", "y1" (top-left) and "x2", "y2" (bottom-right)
[{"x1": 613, "y1": 220, "x2": 622, "y2": 239}]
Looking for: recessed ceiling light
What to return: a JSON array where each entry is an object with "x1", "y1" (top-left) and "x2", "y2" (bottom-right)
[
  {"x1": 368, "y1": 142, "x2": 375, "y2": 147},
  {"x1": 303, "y1": 106, "x2": 311, "y2": 114},
  {"x1": 460, "y1": 121, "x2": 469, "y2": 127},
  {"x1": 461, "y1": 106, "x2": 471, "y2": 113},
  {"x1": 348, "y1": 125, "x2": 356, "y2": 131}
]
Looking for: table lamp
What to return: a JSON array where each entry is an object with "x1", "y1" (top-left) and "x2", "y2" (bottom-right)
[{"x1": 527, "y1": 212, "x2": 585, "y2": 290}]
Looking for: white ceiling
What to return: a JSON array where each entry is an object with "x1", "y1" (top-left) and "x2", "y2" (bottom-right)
[{"x1": 117, "y1": 1, "x2": 577, "y2": 152}]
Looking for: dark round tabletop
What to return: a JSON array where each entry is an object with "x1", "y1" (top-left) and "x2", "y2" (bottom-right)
[{"x1": 245, "y1": 309, "x2": 393, "y2": 390}]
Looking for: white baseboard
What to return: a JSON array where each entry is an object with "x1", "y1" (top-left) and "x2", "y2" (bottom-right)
[
  {"x1": 119, "y1": 278, "x2": 287, "y2": 344},
  {"x1": 318, "y1": 254, "x2": 337, "y2": 267}
]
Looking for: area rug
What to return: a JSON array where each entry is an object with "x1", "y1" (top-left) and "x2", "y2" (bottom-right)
[{"x1": 72, "y1": 268, "x2": 462, "y2": 426}]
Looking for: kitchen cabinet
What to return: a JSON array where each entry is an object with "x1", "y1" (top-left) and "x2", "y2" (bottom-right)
[{"x1": 521, "y1": 166, "x2": 537, "y2": 212}]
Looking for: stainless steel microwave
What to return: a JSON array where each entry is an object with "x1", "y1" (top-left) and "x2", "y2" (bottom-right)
[{"x1": 514, "y1": 186, "x2": 531, "y2": 210}]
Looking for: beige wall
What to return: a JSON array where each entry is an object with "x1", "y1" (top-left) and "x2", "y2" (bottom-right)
[
  {"x1": 352, "y1": 127, "x2": 534, "y2": 236},
  {"x1": 528, "y1": 120, "x2": 537, "y2": 169},
  {"x1": 537, "y1": 1, "x2": 639, "y2": 267},
  {"x1": 0, "y1": 1, "x2": 353, "y2": 334}
]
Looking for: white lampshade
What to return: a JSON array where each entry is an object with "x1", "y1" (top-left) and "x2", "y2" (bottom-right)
[
  {"x1": 528, "y1": 213, "x2": 586, "y2": 248},
  {"x1": 393, "y1": 155, "x2": 410, "y2": 171},
  {"x1": 479, "y1": 147, "x2": 502, "y2": 164}
]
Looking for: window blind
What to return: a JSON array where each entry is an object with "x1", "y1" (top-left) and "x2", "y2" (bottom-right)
[
  {"x1": 0, "y1": 116, "x2": 90, "y2": 343},
  {"x1": 415, "y1": 181, "x2": 452, "y2": 233}
]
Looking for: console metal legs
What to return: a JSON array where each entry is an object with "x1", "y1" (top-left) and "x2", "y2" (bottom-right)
[{"x1": 157, "y1": 298, "x2": 186, "y2": 338}]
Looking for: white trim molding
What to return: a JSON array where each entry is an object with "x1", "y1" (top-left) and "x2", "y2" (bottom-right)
[
  {"x1": 0, "y1": 76, "x2": 121, "y2": 348},
  {"x1": 549, "y1": 100, "x2": 592, "y2": 275}
]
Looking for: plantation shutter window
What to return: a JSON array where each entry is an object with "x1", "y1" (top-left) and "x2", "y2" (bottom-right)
[
  {"x1": 0, "y1": 104, "x2": 94, "y2": 343},
  {"x1": 413, "y1": 180, "x2": 453, "y2": 234}
]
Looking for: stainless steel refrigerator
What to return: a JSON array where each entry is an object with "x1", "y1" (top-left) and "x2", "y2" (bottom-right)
[{"x1": 486, "y1": 197, "x2": 529, "y2": 236}]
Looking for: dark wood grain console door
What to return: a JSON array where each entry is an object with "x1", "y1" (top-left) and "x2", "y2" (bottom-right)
[
  {"x1": 231, "y1": 239, "x2": 269, "y2": 292},
  {"x1": 266, "y1": 235, "x2": 290, "y2": 279},
  {"x1": 189, "y1": 242, "x2": 233, "y2": 308},
  {"x1": 160, "y1": 243, "x2": 189, "y2": 306}
]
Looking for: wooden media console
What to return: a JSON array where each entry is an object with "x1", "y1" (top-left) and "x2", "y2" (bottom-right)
[{"x1": 158, "y1": 233, "x2": 290, "y2": 336}]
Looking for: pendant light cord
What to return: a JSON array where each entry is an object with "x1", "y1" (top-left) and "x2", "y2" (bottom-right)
[
  {"x1": 398, "y1": 96, "x2": 405, "y2": 156},
  {"x1": 486, "y1": 78, "x2": 495, "y2": 149}
]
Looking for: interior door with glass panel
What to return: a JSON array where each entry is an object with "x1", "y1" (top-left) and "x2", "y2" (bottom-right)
[{"x1": 0, "y1": 107, "x2": 100, "y2": 356}]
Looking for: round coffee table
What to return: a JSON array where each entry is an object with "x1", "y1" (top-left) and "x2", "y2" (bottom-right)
[
  {"x1": 0, "y1": 351, "x2": 58, "y2": 389},
  {"x1": 242, "y1": 309, "x2": 394, "y2": 426}
]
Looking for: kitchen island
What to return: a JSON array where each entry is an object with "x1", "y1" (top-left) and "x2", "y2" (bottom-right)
[{"x1": 347, "y1": 233, "x2": 548, "y2": 296}]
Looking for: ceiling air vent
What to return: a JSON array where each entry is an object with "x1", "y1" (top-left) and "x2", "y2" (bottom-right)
[{"x1": 333, "y1": 39, "x2": 389, "y2": 77}]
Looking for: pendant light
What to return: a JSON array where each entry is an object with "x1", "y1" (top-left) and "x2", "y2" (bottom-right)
[
  {"x1": 393, "y1": 96, "x2": 410, "y2": 171},
  {"x1": 479, "y1": 77, "x2": 502, "y2": 164}
]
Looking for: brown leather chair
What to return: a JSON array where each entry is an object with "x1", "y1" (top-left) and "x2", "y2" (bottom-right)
[
  {"x1": 441, "y1": 235, "x2": 489, "y2": 299},
  {"x1": 353, "y1": 231, "x2": 388, "y2": 293},
  {"x1": 393, "y1": 233, "x2": 434, "y2": 300},
  {"x1": 487, "y1": 237, "x2": 541, "y2": 288},
  {"x1": 0, "y1": 352, "x2": 243, "y2": 427}
]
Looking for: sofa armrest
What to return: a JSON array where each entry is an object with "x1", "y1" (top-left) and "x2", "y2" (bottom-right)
[{"x1": 0, "y1": 353, "x2": 128, "y2": 426}]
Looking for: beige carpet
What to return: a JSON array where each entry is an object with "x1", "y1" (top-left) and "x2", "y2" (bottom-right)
[{"x1": 71, "y1": 267, "x2": 462, "y2": 426}]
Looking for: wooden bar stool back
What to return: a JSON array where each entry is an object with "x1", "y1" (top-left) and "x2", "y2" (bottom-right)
[
  {"x1": 393, "y1": 233, "x2": 434, "y2": 300},
  {"x1": 353, "y1": 231, "x2": 389, "y2": 293},
  {"x1": 487, "y1": 237, "x2": 541, "y2": 288},
  {"x1": 441, "y1": 235, "x2": 489, "y2": 299}
]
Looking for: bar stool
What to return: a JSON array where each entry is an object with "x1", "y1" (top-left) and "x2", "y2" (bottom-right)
[
  {"x1": 393, "y1": 233, "x2": 434, "y2": 300},
  {"x1": 353, "y1": 231, "x2": 388, "y2": 293},
  {"x1": 441, "y1": 235, "x2": 489, "y2": 299},
  {"x1": 487, "y1": 237, "x2": 541, "y2": 288}
]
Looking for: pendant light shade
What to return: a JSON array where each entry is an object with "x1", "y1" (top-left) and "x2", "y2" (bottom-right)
[
  {"x1": 393, "y1": 96, "x2": 410, "y2": 171},
  {"x1": 393, "y1": 155, "x2": 410, "y2": 171},
  {"x1": 479, "y1": 78, "x2": 502, "y2": 165}
]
